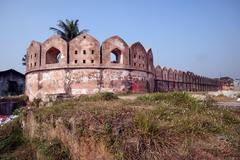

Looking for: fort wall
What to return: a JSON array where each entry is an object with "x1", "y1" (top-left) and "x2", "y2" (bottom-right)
[{"x1": 25, "y1": 33, "x2": 219, "y2": 101}]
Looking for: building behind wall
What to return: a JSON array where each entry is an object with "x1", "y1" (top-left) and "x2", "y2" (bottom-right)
[
  {"x1": 0, "y1": 69, "x2": 25, "y2": 97},
  {"x1": 220, "y1": 77, "x2": 234, "y2": 90},
  {"x1": 234, "y1": 79, "x2": 240, "y2": 91}
]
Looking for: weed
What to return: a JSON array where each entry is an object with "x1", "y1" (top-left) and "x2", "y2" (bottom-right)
[
  {"x1": 0, "y1": 118, "x2": 25, "y2": 154},
  {"x1": 32, "y1": 98, "x2": 41, "y2": 107},
  {"x1": 134, "y1": 111, "x2": 159, "y2": 137},
  {"x1": 37, "y1": 138, "x2": 70, "y2": 160},
  {"x1": 99, "y1": 92, "x2": 118, "y2": 100},
  {"x1": 75, "y1": 119, "x2": 86, "y2": 137},
  {"x1": 19, "y1": 92, "x2": 240, "y2": 159}
]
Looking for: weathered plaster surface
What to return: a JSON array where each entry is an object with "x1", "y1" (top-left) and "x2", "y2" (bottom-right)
[{"x1": 25, "y1": 33, "x2": 220, "y2": 101}]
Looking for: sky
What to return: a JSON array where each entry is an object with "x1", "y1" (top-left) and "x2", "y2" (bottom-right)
[{"x1": 0, "y1": 0, "x2": 239, "y2": 79}]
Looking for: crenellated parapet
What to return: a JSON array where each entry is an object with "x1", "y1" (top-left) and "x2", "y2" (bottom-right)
[
  {"x1": 25, "y1": 34, "x2": 157, "y2": 101},
  {"x1": 25, "y1": 33, "x2": 220, "y2": 101},
  {"x1": 26, "y1": 41, "x2": 41, "y2": 71},
  {"x1": 153, "y1": 65, "x2": 220, "y2": 92},
  {"x1": 26, "y1": 33, "x2": 155, "y2": 73},
  {"x1": 69, "y1": 33, "x2": 100, "y2": 66},
  {"x1": 101, "y1": 35, "x2": 130, "y2": 67}
]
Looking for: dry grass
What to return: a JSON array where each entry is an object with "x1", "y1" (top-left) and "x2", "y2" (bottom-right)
[
  {"x1": 211, "y1": 94, "x2": 236, "y2": 102},
  {"x1": 1, "y1": 92, "x2": 240, "y2": 159}
]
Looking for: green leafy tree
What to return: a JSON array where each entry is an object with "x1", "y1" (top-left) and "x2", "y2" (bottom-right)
[{"x1": 50, "y1": 19, "x2": 88, "y2": 42}]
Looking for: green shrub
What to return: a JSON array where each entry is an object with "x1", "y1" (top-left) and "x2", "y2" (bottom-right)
[
  {"x1": 136, "y1": 92, "x2": 199, "y2": 109},
  {"x1": 96, "y1": 92, "x2": 118, "y2": 101},
  {"x1": 74, "y1": 92, "x2": 118, "y2": 102},
  {"x1": 0, "y1": 118, "x2": 25, "y2": 154},
  {"x1": 134, "y1": 111, "x2": 159, "y2": 137},
  {"x1": 38, "y1": 138, "x2": 70, "y2": 160}
]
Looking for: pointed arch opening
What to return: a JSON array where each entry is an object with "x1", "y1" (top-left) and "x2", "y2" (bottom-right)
[
  {"x1": 46, "y1": 47, "x2": 61, "y2": 64},
  {"x1": 110, "y1": 48, "x2": 121, "y2": 64}
]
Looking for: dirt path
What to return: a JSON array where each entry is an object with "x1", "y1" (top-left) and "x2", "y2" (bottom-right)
[
  {"x1": 217, "y1": 102, "x2": 240, "y2": 110},
  {"x1": 118, "y1": 95, "x2": 138, "y2": 100}
]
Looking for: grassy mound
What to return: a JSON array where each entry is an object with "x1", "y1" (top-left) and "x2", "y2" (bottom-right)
[
  {"x1": 0, "y1": 118, "x2": 36, "y2": 160},
  {"x1": 1, "y1": 92, "x2": 240, "y2": 159}
]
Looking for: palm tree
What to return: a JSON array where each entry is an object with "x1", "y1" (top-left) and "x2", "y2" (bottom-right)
[{"x1": 50, "y1": 19, "x2": 88, "y2": 42}]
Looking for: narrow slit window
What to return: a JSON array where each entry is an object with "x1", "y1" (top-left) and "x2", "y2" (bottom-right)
[
  {"x1": 92, "y1": 50, "x2": 94, "y2": 54},
  {"x1": 34, "y1": 62, "x2": 36, "y2": 66}
]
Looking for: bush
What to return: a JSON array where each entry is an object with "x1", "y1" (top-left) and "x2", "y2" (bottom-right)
[
  {"x1": 97, "y1": 92, "x2": 118, "y2": 101},
  {"x1": 73, "y1": 92, "x2": 118, "y2": 102},
  {"x1": 134, "y1": 111, "x2": 159, "y2": 137},
  {"x1": 38, "y1": 138, "x2": 70, "y2": 160},
  {"x1": 0, "y1": 118, "x2": 25, "y2": 154},
  {"x1": 136, "y1": 92, "x2": 199, "y2": 108}
]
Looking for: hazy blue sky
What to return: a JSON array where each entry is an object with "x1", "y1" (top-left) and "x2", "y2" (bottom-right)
[{"x1": 0, "y1": 0, "x2": 239, "y2": 78}]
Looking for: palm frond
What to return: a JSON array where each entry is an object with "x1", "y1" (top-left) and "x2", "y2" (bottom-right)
[
  {"x1": 50, "y1": 19, "x2": 89, "y2": 41},
  {"x1": 49, "y1": 27, "x2": 66, "y2": 39},
  {"x1": 57, "y1": 20, "x2": 70, "y2": 33}
]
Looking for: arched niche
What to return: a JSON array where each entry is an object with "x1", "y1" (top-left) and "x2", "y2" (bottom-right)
[
  {"x1": 162, "y1": 67, "x2": 168, "y2": 80},
  {"x1": 42, "y1": 36, "x2": 67, "y2": 66},
  {"x1": 147, "y1": 49, "x2": 154, "y2": 73},
  {"x1": 46, "y1": 47, "x2": 61, "y2": 64},
  {"x1": 173, "y1": 69, "x2": 178, "y2": 82},
  {"x1": 155, "y1": 65, "x2": 162, "y2": 80},
  {"x1": 101, "y1": 35, "x2": 129, "y2": 66},
  {"x1": 110, "y1": 48, "x2": 121, "y2": 63},
  {"x1": 168, "y1": 68, "x2": 174, "y2": 81}
]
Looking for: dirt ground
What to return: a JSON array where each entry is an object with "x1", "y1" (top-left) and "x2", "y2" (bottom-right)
[{"x1": 217, "y1": 101, "x2": 240, "y2": 110}]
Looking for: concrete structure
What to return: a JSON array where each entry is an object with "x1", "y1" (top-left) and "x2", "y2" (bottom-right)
[
  {"x1": 219, "y1": 77, "x2": 234, "y2": 90},
  {"x1": 0, "y1": 69, "x2": 25, "y2": 97},
  {"x1": 234, "y1": 79, "x2": 240, "y2": 91},
  {"x1": 25, "y1": 34, "x2": 220, "y2": 101}
]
